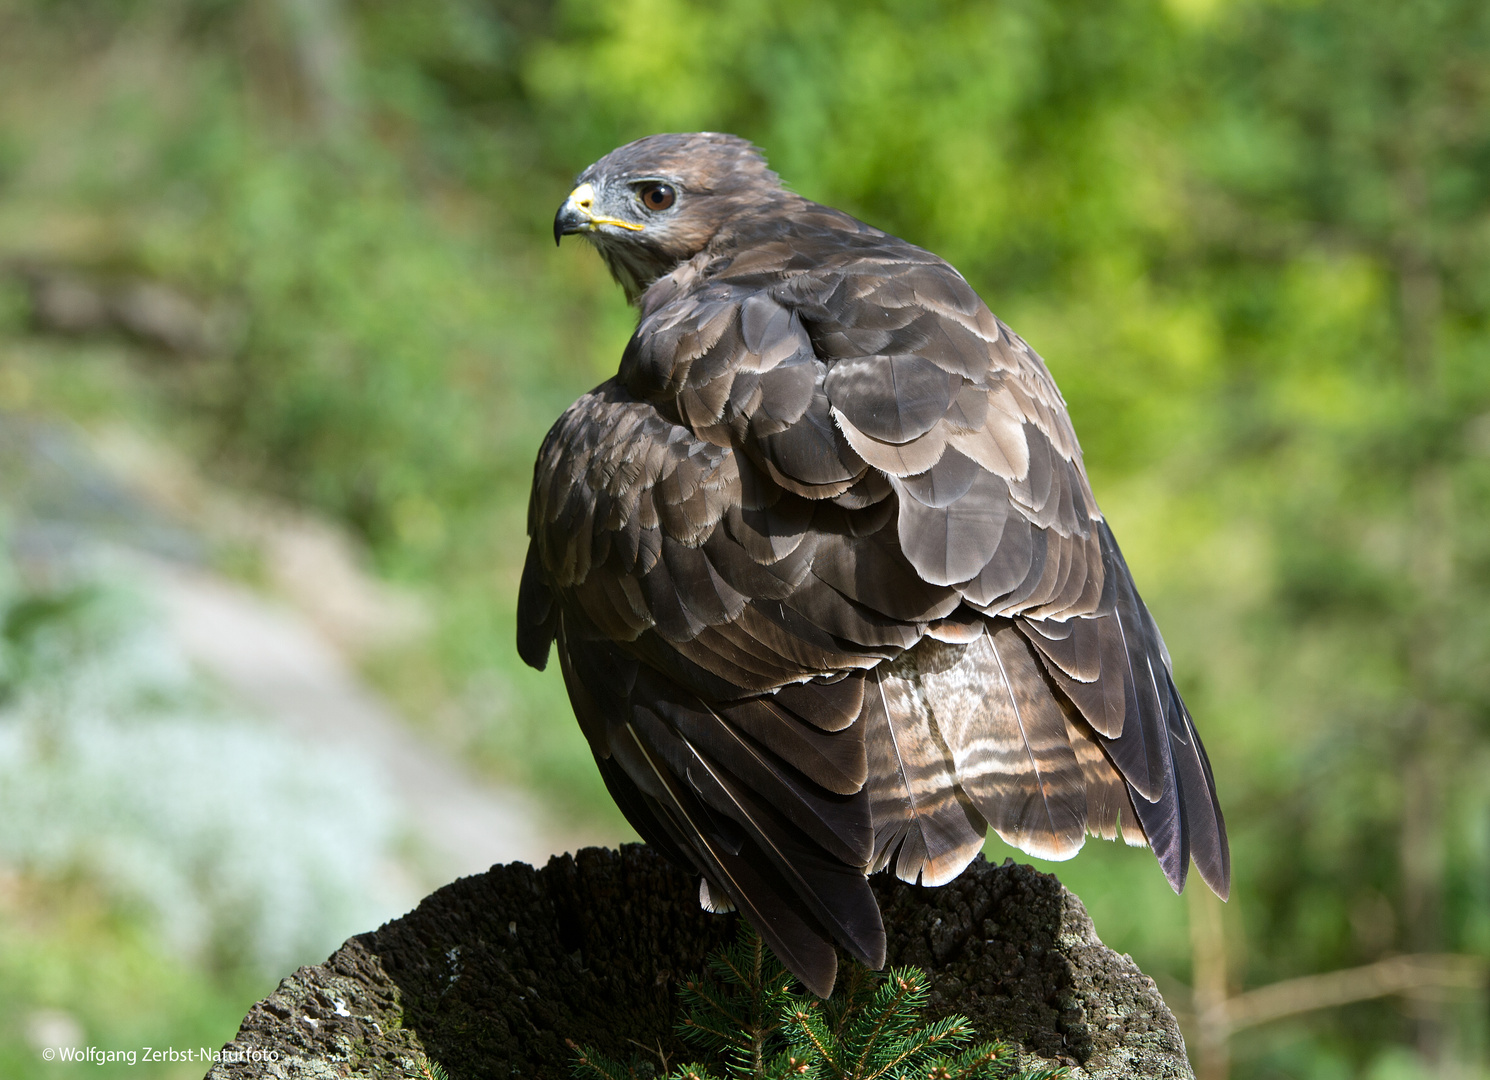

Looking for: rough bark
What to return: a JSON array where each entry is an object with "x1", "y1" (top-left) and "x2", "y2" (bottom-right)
[{"x1": 205, "y1": 845, "x2": 1192, "y2": 1079}]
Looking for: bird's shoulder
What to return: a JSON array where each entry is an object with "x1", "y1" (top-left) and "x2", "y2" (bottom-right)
[
  {"x1": 527, "y1": 379, "x2": 736, "y2": 585},
  {"x1": 625, "y1": 205, "x2": 1077, "y2": 457},
  {"x1": 618, "y1": 202, "x2": 1097, "y2": 538}
]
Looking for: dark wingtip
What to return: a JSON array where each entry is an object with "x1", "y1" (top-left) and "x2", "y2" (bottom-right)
[
  {"x1": 795, "y1": 952, "x2": 838, "y2": 999},
  {"x1": 1195, "y1": 799, "x2": 1232, "y2": 902},
  {"x1": 516, "y1": 544, "x2": 556, "y2": 670},
  {"x1": 1164, "y1": 846, "x2": 1191, "y2": 895}
]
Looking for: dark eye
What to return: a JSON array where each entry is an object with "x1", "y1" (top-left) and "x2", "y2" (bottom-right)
[{"x1": 639, "y1": 183, "x2": 676, "y2": 211}]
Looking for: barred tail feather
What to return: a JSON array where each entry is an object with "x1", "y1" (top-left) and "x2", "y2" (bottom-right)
[{"x1": 865, "y1": 667, "x2": 987, "y2": 887}]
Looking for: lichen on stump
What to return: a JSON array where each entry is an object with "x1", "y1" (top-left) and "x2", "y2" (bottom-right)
[{"x1": 204, "y1": 845, "x2": 1193, "y2": 1079}]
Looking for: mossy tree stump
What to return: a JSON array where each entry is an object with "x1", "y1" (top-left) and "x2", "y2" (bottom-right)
[{"x1": 205, "y1": 845, "x2": 1193, "y2": 1079}]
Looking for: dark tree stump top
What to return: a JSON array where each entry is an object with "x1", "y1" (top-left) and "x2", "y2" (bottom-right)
[{"x1": 205, "y1": 845, "x2": 1192, "y2": 1079}]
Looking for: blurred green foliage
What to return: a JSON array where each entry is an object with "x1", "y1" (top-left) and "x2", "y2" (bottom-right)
[
  {"x1": 1, "y1": 0, "x2": 1489, "y2": 1076},
  {"x1": 0, "y1": 549, "x2": 408, "y2": 1078},
  {"x1": 0, "y1": 873, "x2": 260, "y2": 1080}
]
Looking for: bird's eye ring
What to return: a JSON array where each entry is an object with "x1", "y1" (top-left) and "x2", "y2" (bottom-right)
[{"x1": 638, "y1": 183, "x2": 676, "y2": 212}]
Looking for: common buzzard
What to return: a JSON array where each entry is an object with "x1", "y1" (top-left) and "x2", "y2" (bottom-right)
[{"x1": 520, "y1": 133, "x2": 1228, "y2": 996}]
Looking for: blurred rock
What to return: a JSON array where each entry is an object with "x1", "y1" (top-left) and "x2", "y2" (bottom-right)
[
  {"x1": 0, "y1": 413, "x2": 204, "y2": 569},
  {"x1": 147, "y1": 558, "x2": 563, "y2": 882},
  {"x1": 111, "y1": 280, "x2": 230, "y2": 357},
  {"x1": 86, "y1": 423, "x2": 428, "y2": 653},
  {"x1": 250, "y1": 511, "x2": 429, "y2": 653},
  {"x1": 0, "y1": 412, "x2": 598, "y2": 900},
  {"x1": 17, "y1": 265, "x2": 241, "y2": 357},
  {"x1": 27, "y1": 273, "x2": 110, "y2": 335}
]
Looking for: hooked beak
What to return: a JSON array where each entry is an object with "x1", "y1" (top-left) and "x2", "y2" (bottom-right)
[{"x1": 553, "y1": 182, "x2": 645, "y2": 246}]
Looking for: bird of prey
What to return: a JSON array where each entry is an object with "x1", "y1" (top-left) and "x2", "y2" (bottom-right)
[{"x1": 521, "y1": 132, "x2": 1228, "y2": 996}]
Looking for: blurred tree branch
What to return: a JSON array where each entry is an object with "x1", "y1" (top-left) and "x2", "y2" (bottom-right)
[
  {"x1": 1184, "y1": 951, "x2": 1486, "y2": 1079},
  {"x1": 1196, "y1": 953, "x2": 1485, "y2": 1035}
]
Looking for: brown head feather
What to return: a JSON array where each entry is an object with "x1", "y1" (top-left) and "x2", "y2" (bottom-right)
[{"x1": 564, "y1": 133, "x2": 797, "y2": 302}]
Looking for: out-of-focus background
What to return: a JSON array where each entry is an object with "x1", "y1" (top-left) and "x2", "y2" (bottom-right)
[{"x1": 0, "y1": 0, "x2": 1487, "y2": 1077}]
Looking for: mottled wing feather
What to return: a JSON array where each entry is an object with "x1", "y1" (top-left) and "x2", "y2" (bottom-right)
[{"x1": 1016, "y1": 523, "x2": 1231, "y2": 897}]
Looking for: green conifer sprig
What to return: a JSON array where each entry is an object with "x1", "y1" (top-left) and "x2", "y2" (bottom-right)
[
  {"x1": 674, "y1": 927, "x2": 797, "y2": 1076},
  {"x1": 569, "y1": 927, "x2": 1068, "y2": 1080},
  {"x1": 409, "y1": 1053, "x2": 451, "y2": 1080}
]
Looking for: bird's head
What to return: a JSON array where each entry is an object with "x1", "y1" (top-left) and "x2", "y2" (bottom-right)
[{"x1": 554, "y1": 132, "x2": 786, "y2": 303}]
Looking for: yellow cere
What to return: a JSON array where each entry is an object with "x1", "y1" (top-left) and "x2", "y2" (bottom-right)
[{"x1": 565, "y1": 182, "x2": 645, "y2": 232}]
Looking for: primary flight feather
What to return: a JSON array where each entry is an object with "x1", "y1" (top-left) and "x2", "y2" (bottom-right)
[{"x1": 519, "y1": 132, "x2": 1228, "y2": 997}]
